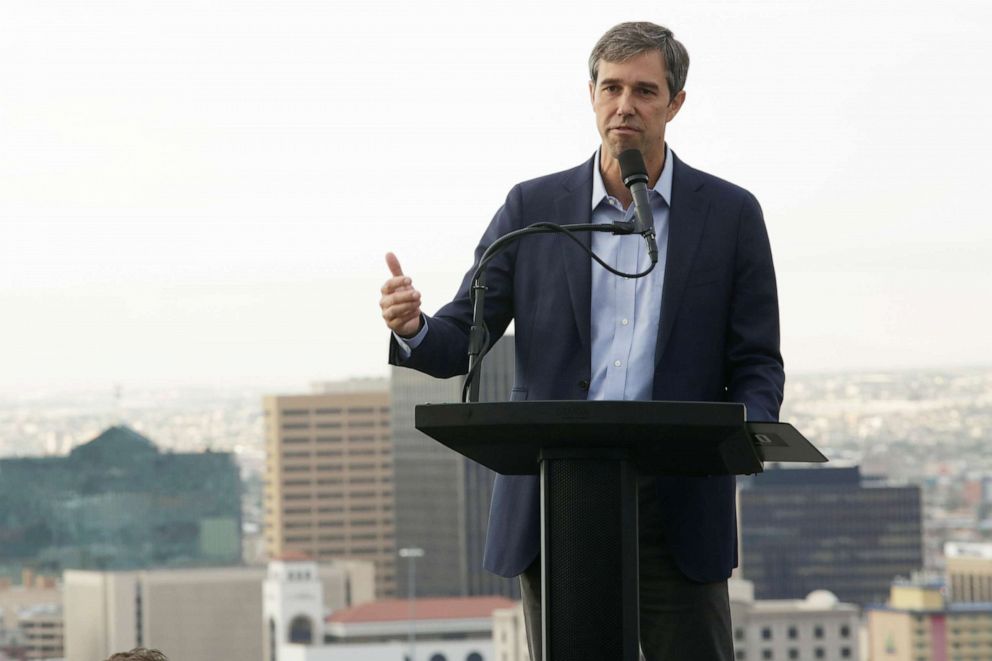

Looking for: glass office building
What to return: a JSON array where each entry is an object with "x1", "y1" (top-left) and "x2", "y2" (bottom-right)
[
  {"x1": 0, "y1": 425, "x2": 242, "y2": 576},
  {"x1": 740, "y1": 466, "x2": 923, "y2": 606}
]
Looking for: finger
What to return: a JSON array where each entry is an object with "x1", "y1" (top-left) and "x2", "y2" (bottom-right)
[
  {"x1": 381, "y1": 301, "x2": 420, "y2": 322},
  {"x1": 385, "y1": 252, "x2": 404, "y2": 278},
  {"x1": 382, "y1": 302, "x2": 422, "y2": 322},
  {"x1": 380, "y1": 275, "x2": 413, "y2": 296},
  {"x1": 379, "y1": 288, "x2": 420, "y2": 308}
]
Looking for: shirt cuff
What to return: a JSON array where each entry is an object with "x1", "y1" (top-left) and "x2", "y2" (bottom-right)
[{"x1": 393, "y1": 317, "x2": 429, "y2": 358}]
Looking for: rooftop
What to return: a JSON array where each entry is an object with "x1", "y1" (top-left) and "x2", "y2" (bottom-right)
[{"x1": 328, "y1": 596, "x2": 515, "y2": 624}]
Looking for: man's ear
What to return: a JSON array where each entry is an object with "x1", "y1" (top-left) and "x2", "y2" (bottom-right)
[
  {"x1": 589, "y1": 79, "x2": 596, "y2": 107},
  {"x1": 667, "y1": 90, "x2": 686, "y2": 122}
]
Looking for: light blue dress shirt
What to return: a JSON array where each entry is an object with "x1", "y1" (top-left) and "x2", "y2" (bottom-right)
[
  {"x1": 396, "y1": 146, "x2": 673, "y2": 403},
  {"x1": 587, "y1": 146, "x2": 671, "y2": 401}
]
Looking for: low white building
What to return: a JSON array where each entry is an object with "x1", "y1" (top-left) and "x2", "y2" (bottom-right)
[
  {"x1": 489, "y1": 579, "x2": 862, "y2": 661},
  {"x1": 492, "y1": 603, "x2": 527, "y2": 661},
  {"x1": 729, "y1": 579, "x2": 861, "y2": 661},
  {"x1": 265, "y1": 556, "x2": 512, "y2": 661}
]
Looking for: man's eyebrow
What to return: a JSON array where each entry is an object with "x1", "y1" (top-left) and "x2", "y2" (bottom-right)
[{"x1": 597, "y1": 77, "x2": 660, "y2": 91}]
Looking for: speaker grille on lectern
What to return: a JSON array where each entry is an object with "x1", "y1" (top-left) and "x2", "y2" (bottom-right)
[{"x1": 546, "y1": 458, "x2": 624, "y2": 653}]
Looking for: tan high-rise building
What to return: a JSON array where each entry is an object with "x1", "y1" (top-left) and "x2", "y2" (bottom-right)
[
  {"x1": 264, "y1": 379, "x2": 396, "y2": 597},
  {"x1": 868, "y1": 580, "x2": 992, "y2": 661},
  {"x1": 946, "y1": 541, "x2": 992, "y2": 603}
]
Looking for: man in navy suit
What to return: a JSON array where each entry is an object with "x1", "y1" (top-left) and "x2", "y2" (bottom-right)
[{"x1": 379, "y1": 22, "x2": 783, "y2": 661}]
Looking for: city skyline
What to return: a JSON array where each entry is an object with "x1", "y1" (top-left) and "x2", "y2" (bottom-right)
[{"x1": 2, "y1": 1, "x2": 990, "y2": 388}]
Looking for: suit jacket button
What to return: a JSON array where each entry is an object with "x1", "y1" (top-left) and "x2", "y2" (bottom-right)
[{"x1": 578, "y1": 380, "x2": 590, "y2": 391}]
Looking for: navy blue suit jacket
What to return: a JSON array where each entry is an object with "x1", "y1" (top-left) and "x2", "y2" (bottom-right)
[{"x1": 390, "y1": 152, "x2": 784, "y2": 583}]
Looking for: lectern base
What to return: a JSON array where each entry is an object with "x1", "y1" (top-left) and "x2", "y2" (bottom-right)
[{"x1": 541, "y1": 448, "x2": 640, "y2": 661}]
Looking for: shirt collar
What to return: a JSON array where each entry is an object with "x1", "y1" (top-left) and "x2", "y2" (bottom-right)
[{"x1": 591, "y1": 144, "x2": 673, "y2": 211}]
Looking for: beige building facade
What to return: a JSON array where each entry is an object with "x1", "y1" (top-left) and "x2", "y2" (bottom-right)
[
  {"x1": 264, "y1": 380, "x2": 396, "y2": 597},
  {"x1": 64, "y1": 561, "x2": 374, "y2": 661},
  {"x1": 946, "y1": 541, "x2": 992, "y2": 603},
  {"x1": 19, "y1": 605, "x2": 64, "y2": 660},
  {"x1": 63, "y1": 566, "x2": 267, "y2": 661},
  {"x1": 728, "y1": 579, "x2": 861, "y2": 661},
  {"x1": 868, "y1": 582, "x2": 992, "y2": 661}
]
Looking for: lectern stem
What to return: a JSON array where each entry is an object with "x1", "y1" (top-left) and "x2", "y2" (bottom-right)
[{"x1": 540, "y1": 449, "x2": 639, "y2": 661}]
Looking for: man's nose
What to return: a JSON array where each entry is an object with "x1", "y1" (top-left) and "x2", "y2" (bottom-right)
[{"x1": 615, "y1": 90, "x2": 635, "y2": 115}]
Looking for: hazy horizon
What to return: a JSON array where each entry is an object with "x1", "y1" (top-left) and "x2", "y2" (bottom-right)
[{"x1": 3, "y1": 0, "x2": 990, "y2": 389}]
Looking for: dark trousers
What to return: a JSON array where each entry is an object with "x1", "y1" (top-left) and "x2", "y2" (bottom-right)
[{"x1": 518, "y1": 478, "x2": 734, "y2": 661}]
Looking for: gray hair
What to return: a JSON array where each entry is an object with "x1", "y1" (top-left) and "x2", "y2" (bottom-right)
[
  {"x1": 106, "y1": 649, "x2": 169, "y2": 661},
  {"x1": 588, "y1": 22, "x2": 690, "y2": 100}
]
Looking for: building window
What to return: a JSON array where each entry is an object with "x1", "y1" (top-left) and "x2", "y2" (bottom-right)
[
  {"x1": 289, "y1": 616, "x2": 314, "y2": 644},
  {"x1": 466, "y1": 654, "x2": 484, "y2": 661},
  {"x1": 762, "y1": 627, "x2": 772, "y2": 640},
  {"x1": 841, "y1": 647, "x2": 852, "y2": 658},
  {"x1": 788, "y1": 626, "x2": 797, "y2": 639},
  {"x1": 735, "y1": 651, "x2": 746, "y2": 660},
  {"x1": 735, "y1": 628, "x2": 745, "y2": 641},
  {"x1": 814, "y1": 648, "x2": 824, "y2": 659},
  {"x1": 840, "y1": 624, "x2": 850, "y2": 638},
  {"x1": 762, "y1": 650, "x2": 773, "y2": 660},
  {"x1": 788, "y1": 650, "x2": 798, "y2": 660},
  {"x1": 814, "y1": 625, "x2": 824, "y2": 639},
  {"x1": 429, "y1": 655, "x2": 448, "y2": 661}
]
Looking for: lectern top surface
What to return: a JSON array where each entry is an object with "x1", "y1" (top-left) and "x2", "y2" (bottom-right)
[{"x1": 415, "y1": 400, "x2": 758, "y2": 476}]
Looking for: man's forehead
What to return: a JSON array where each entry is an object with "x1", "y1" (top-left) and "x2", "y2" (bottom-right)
[{"x1": 595, "y1": 50, "x2": 667, "y2": 80}]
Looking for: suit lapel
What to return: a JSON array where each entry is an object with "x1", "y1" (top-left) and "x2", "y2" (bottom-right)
[
  {"x1": 554, "y1": 156, "x2": 595, "y2": 353},
  {"x1": 656, "y1": 155, "x2": 709, "y2": 364}
]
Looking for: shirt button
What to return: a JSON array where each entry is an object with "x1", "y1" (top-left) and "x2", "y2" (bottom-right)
[
  {"x1": 621, "y1": 318, "x2": 629, "y2": 326},
  {"x1": 614, "y1": 360, "x2": 622, "y2": 367}
]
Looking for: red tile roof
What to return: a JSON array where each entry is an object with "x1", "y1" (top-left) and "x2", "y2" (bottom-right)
[
  {"x1": 272, "y1": 550, "x2": 312, "y2": 562},
  {"x1": 327, "y1": 596, "x2": 516, "y2": 623}
]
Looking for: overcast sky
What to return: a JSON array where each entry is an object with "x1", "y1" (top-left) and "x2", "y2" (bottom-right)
[{"x1": 2, "y1": 0, "x2": 990, "y2": 391}]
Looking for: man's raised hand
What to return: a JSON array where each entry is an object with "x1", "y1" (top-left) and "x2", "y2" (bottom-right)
[{"x1": 379, "y1": 252, "x2": 423, "y2": 339}]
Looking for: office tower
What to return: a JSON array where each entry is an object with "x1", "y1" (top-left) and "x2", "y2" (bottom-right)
[
  {"x1": 263, "y1": 379, "x2": 396, "y2": 597},
  {"x1": 390, "y1": 336, "x2": 519, "y2": 598},
  {"x1": 740, "y1": 466, "x2": 923, "y2": 606},
  {"x1": 867, "y1": 579, "x2": 992, "y2": 661},
  {"x1": 63, "y1": 559, "x2": 372, "y2": 661},
  {"x1": 946, "y1": 541, "x2": 992, "y2": 603},
  {"x1": 0, "y1": 425, "x2": 241, "y2": 575}
]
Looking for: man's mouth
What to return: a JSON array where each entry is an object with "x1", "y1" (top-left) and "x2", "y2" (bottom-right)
[{"x1": 609, "y1": 126, "x2": 640, "y2": 134}]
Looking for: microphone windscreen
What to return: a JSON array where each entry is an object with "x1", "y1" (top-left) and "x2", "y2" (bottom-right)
[{"x1": 618, "y1": 149, "x2": 648, "y2": 187}]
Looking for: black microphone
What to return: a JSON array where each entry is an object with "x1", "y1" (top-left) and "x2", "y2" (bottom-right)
[{"x1": 618, "y1": 149, "x2": 658, "y2": 264}]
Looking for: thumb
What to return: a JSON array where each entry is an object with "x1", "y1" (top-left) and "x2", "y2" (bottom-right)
[{"x1": 385, "y1": 252, "x2": 404, "y2": 278}]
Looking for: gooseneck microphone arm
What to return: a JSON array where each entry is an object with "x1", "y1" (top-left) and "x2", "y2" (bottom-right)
[
  {"x1": 462, "y1": 148, "x2": 660, "y2": 403},
  {"x1": 463, "y1": 220, "x2": 655, "y2": 403}
]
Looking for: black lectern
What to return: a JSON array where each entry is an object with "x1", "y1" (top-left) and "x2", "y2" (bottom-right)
[{"x1": 416, "y1": 400, "x2": 825, "y2": 661}]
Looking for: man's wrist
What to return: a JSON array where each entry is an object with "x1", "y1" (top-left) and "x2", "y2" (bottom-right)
[
  {"x1": 393, "y1": 316, "x2": 429, "y2": 356},
  {"x1": 394, "y1": 316, "x2": 424, "y2": 340}
]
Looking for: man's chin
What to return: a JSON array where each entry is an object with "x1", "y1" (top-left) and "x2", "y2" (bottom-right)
[{"x1": 606, "y1": 138, "x2": 642, "y2": 158}]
